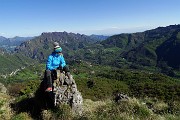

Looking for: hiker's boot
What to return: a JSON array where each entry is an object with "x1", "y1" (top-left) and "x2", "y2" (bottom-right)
[{"x1": 45, "y1": 87, "x2": 52, "y2": 92}]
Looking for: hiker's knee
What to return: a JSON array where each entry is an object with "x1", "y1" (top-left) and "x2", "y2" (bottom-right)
[{"x1": 45, "y1": 70, "x2": 51, "y2": 76}]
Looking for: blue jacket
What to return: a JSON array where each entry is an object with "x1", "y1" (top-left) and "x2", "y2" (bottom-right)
[{"x1": 46, "y1": 52, "x2": 66, "y2": 70}]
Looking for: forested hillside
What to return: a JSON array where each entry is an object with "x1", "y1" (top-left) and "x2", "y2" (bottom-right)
[
  {"x1": 13, "y1": 25, "x2": 180, "y2": 77},
  {"x1": 0, "y1": 48, "x2": 36, "y2": 75}
]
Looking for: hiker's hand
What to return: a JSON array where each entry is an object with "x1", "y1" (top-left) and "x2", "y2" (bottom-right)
[{"x1": 57, "y1": 66, "x2": 63, "y2": 70}]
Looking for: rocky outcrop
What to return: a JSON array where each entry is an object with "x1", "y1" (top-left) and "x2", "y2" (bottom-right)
[
  {"x1": 52, "y1": 70, "x2": 83, "y2": 115},
  {"x1": 0, "y1": 82, "x2": 7, "y2": 93}
]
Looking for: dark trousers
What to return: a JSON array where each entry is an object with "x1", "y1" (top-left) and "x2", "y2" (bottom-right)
[{"x1": 45, "y1": 65, "x2": 70, "y2": 88}]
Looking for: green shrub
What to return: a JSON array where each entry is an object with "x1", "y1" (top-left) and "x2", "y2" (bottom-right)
[
  {"x1": 75, "y1": 77, "x2": 129, "y2": 101},
  {"x1": 20, "y1": 80, "x2": 40, "y2": 96},
  {"x1": 52, "y1": 104, "x2": 73, "y2": 120},
  {"x1": 7, "y1": 83, "x2": 26, "y2": 96}
]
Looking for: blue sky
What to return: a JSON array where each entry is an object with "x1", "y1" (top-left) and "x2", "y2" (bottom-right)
[{"x1": 0, "y1": 0, "x2": 180, "y2": 37}]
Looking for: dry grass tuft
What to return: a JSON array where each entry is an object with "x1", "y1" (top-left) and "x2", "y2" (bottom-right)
[
  {"x1": 0, "y1": 93, "x2": 13, "y2": 120},
  {"x1": 83, "y1": 99, "x2": 112, "y2": 113}
]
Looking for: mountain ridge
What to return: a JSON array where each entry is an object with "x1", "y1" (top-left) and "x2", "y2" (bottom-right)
[
  {"x1": 5, "y1": 24, "x2": 180, "y2": 76},
  {"x1": 0, "y1": 36, "x2": 34, "y2": 51},
  {"x1": 14, "y1": 31, "x2": 100, "y2": 61}
]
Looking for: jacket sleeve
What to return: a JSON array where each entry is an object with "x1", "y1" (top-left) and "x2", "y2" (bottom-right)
[
  {"x1": 60, "y1": 55, "x2": 66, "y2": 68},
  {"x1": 46, "y1": 55, "x2": 53, "y2": 70}
]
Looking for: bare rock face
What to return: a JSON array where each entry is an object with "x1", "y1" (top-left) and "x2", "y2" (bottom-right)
[
  {"x1": 0, "y1": 82, "x2": 7, "y2": 94},
  {"x1": 53, "y1": 70, "x2": 83, "y2": 115}
]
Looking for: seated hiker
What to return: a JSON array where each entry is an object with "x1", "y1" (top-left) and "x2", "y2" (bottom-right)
[{"x1": 45, "y1": 42, "x2": 71, "y2": 92}]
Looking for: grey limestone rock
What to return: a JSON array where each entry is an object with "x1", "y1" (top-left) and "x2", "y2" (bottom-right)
[
  {"x1": 53, "y1": 70, "x2": 83, "y2": 115},
  {"x1": 115, "y1": 93, "x2": 129, "y2": 102},
  {"x1": 0, "y1": 82, "x2": 7, "y2": 94}
]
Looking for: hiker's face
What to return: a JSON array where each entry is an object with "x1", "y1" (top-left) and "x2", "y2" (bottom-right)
[{"x1": 57, "y1": 52, "x2": 62, "y2": 55}]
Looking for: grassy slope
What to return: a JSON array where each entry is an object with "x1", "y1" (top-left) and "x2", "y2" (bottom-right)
[{"x1": 0, "y1": 53, "x2": 36, "y2": 75}]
